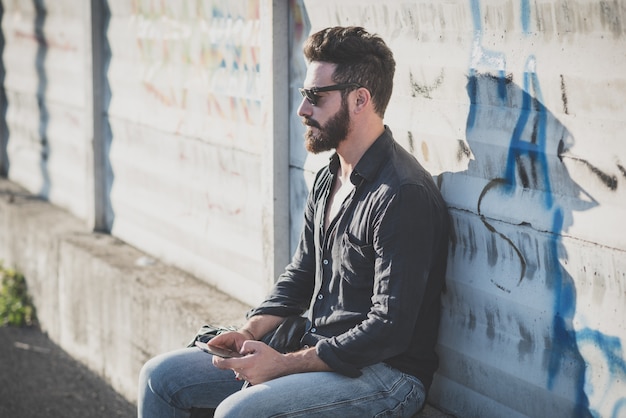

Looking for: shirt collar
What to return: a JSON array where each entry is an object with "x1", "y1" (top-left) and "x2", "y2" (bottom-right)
[{"x1": 328, "y1": 126, "x2": 393, "y2": 186}]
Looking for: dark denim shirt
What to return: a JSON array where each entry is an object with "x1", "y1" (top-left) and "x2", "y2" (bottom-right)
[{"x1": 248, "y1": 127, "x2": 449, "y2": 391}]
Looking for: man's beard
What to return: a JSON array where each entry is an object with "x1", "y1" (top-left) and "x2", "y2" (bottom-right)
[{"x1": 303, "y1": 99, "x2": 351, "y2": 154}]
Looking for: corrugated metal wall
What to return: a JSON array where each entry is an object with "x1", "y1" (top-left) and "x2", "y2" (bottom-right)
[
  {"x1": 294, "y1": 1, "x2": 626, "y2": 417},
  {"x1": 1, "y1": 0, "x2": 624, "y2": 416}
]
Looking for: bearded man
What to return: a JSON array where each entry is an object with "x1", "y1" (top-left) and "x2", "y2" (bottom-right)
[{"x1": 138, "y1": 26, "x2": 450, "y2": 418}]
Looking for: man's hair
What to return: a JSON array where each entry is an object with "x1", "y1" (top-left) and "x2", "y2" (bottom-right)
[{"x1": 303, "y1": 26, "x2": 396, "y2": 118}]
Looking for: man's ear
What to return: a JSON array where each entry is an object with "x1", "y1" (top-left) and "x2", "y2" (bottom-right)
[{"x1": 354, "y1": 87, "x2": 371, "y2": 112}]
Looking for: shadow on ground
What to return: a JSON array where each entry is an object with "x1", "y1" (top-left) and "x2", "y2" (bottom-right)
[
  {"x1": 0, "y1": 325, "x2": 454, "y2": 417},
  {"x1": 0, "y1": 325, "x2": 135, "y2": 418}
]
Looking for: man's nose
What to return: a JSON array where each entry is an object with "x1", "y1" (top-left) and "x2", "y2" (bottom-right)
[{"x1": 297, "y1": 96, "x2": 312, "y2": 118}]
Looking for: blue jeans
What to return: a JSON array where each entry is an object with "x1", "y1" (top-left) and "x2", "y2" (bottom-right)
[{"x1": 138, "y1": 347, "x2": 426, "y2": 417}]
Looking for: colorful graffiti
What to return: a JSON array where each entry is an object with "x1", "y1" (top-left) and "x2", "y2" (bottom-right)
[
  {"x1": 129, "y1": 0, "x2": 262, "y2": 138},
  {"x1": 111, "y1": 0, "x2": 264, "y2": 229},
  {"x1": 468, "y1": 1, "x2": 625, "y2": 417}
]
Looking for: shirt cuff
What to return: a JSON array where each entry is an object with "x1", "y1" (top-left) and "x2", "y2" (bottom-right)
[{"x1": 316, "y1": 340, "x2": 362, "y2": 378}]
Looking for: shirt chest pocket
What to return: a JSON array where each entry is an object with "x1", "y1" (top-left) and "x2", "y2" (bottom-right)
[{"x1": 339, "y1": 233, "x2": 375, "y2": 288}]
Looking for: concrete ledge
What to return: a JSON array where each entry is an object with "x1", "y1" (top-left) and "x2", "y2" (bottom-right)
[
  {"x1": 0, "y1": 178, "x2": 454, "y2": 416},
  {"x1": 0, "y1": 179, "x2": 250, "y2": 403}
]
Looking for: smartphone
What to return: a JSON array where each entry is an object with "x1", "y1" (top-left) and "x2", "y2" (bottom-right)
[{"x1": 195, "y1": 340, "x2": 243, "y2": 358}]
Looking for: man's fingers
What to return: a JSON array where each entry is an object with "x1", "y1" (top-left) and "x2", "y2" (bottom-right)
[{"x1": 211, "y1": 355, "x2": 233, "y2": 369}]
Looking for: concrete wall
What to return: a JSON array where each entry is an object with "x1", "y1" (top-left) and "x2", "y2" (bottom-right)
[
  {"x1": 0, "y1": 0, "x2": 290, "y2": 307},
  {"x1": 0, "y1": 0, "x2": 624, "y2": 416},
  {"x1": 292, "y1": 1, "x2": 626, "y2": 417},
  {"x1": 104, "y1": 0, "x2": 292, "y2": 306},
  {"x1": 104, "y1": 0, "x2": 288, "y2": 306},
  {"x1": 0, "y1": 178, "x2": 250, "y2": 403},
  {"x1": 1, "y1": 0, "x2": 90, "y2": 218}
]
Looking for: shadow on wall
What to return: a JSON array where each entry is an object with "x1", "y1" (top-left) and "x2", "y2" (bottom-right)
[
  {"x1": 464, "y1": 69, "x2": 594, "y2": 417},
  {"x1": 437, "y1": 1, "x2": 626, "y2": 416},
  {"x1": 26, "y1": 0, "x2": 115, "y2": 230},
  {"x1": 34, "y1": 0, "x2": 50, "y2": 197},
  {"x1": 0, "y1": 2, "x2": 8, "y2": 176},
  {"x1": 287, "y1": 0, "x2": 313, "y2": 254},
  {"x1": 463, "y1": 65, "x2": 626, "y2": 418},
  {"x1": 98, "y1": 0, "x2": 115, "y2": 231}
]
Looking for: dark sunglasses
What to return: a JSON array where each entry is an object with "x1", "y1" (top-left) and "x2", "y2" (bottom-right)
[{"x1": 298, "y1": 83, "x2": 361, "y2": 106}]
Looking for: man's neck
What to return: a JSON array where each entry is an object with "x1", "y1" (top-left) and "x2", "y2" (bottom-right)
[{"x1": 335, "y1": 122, "x2": 385, "y2": 180}]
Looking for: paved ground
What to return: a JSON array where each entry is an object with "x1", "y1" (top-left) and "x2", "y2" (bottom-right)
[
  {"x1": 0, "y1": 325, "x2": 453, "y2": 418},
  {"x1": 0, "y1": 325, "x2": 136, "y2": 418}
]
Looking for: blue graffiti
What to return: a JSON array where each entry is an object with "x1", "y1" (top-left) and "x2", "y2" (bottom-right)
[
  {"x1": 466, "y1": 0, "x2": 506, "y2": 131},
  {"x1": 467, "y1": 0, "x2": 625, "y2": 416},
  {"x1": 578, "y1": 329, "x2": 626, "y2": 378},
  {"x1": 499, "y1": 58, "x2": 585, "y2": 406},
  {"x1": 577, "y1": 328, "x2": 626, "y2": 418},
  {"x1": 504, "y1": 56, "x2": 553, "y2": 208},
  {"x1": 520, "y1": 0, "x2": 531, "y2": 34},
  {"x1": 499, "y1": 59, "x2": 590, "y2": 418}
]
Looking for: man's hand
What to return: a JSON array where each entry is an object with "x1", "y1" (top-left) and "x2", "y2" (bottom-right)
[
  {"x1": 206, "y1": 314, "x2": 285, "y2": 355},
  {"x1": 207, "y1": 330, "x2": 249, "y2": 353},
  {"x1": 212, "y1": 340, "x2": 333, "y2": 385},
  {"x1": 212, "y1": 340, "x2": 287, "y2": 385}
]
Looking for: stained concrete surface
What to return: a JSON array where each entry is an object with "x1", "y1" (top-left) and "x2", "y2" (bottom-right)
[{"x1": 0, "y1": 325, "x2": 136, "y2": 418}]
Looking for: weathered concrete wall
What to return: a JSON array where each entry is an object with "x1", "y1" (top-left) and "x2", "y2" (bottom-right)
[
  {"x1": 0, "y1": 0, "x2": 624, "y2": 416},
  {"x1": 104, "y1": 0, "x2": 279, "y2": 306},
  {"x1": 1, "y1": 0, "x2": 90, "y2": 218},
  {"x1": 291, "y1": 1, "x2": 626, "y2": 417},
  {"x1": 0, "y1": 178, "x2": 250, "y2": 402},
  {"x1": 1, "y1": 0, "x2": 289, "y2": 307}
]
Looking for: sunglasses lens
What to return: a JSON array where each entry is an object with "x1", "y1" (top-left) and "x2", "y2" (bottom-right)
[{"x1": 299, "y1": 88, "x2": 317, "y2": 105}]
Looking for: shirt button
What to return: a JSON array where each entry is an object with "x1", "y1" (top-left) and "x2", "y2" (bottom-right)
[
  {"x1": 322, "y1": 259, "x2": 329, "y2": 265},
  {"x1": 310, "y1": 328, "x2": 317, "y2": 333},
  {"x1": 317, "y1": 294, "x2": 324, "y2": 300}
]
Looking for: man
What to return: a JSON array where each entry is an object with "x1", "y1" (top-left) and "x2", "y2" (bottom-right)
[{"x1": 138, "y1": 26, "x2": 449, "y2": 417}]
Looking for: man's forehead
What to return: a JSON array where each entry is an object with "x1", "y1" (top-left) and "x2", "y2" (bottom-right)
[{"x1": 304, "y1": 61, "x2": 336, "y2": 86}]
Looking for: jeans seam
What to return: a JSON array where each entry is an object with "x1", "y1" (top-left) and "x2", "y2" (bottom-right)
[
  {"x1": 374, "y1": 374, "x2": 424, "y2": 418},
  {"x1": 269, "y1": 390, "x2": 385, "y2": 417},
  {"x1": 270, "y1": 372, "x2": 421, "y2": 418}
]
